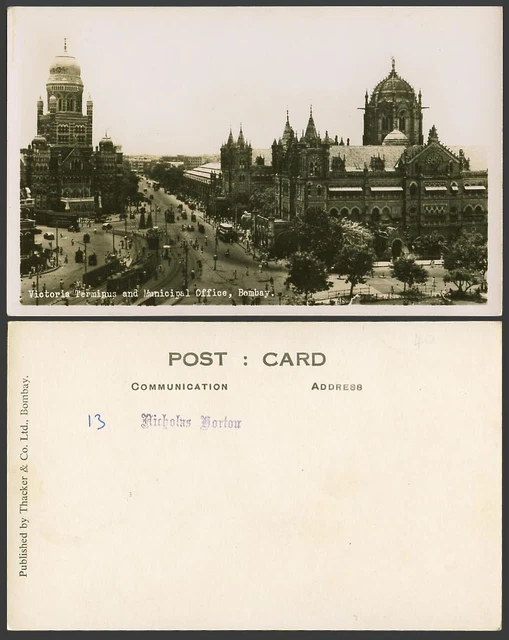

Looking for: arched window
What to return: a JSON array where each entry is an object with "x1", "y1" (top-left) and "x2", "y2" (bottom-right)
[
  {"x1": 351, "y1": 207, "x2": 360, "y2": 221},
  {"x1": 371, "y1": 207, "x2": 380, "y2": 223},
  {"x1": 399, "y1": 111, "x2": 406, "y2": 132},
  {"x1": 329, "y1": 207, "x2": 339, "y2": 217},
  {"x1": 340, "y1": 207, "x2": 349, "y2": 217},
  {"x1": 317, "y1": 185, "x2": 323, "y2": 197},
  {"x1": 382, "y1": 206, "x2": 391, "y2": 220},
  {"x1": 67, "y1": 99, "x2": 74, "y2": 111},
  {"x1": 464, "y1": 205, "x2": 473, "y2": 215},
  {"x1": 475, "y1": 205, "x2": 483, "y2": 215},
  {"x1": 306, "y1": 183, "x2": 312, "y2": 196},
  {"x1": 382, "y1": 116, "x2": 388, "y2": 131},
  {"x1": 409, "y1": 183, "x2": 418, "y2": 197}
]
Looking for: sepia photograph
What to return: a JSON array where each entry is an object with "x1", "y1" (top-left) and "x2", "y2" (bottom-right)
[{"x1": 8, "y1": 6, "x2": 502, "y2": 315}]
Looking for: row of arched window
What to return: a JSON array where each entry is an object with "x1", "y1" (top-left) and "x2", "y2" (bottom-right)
[
  {"x1": 327, "y1": 204, "x2": 484, "y2": 219},
  {"x1": 53, "y1": 95, "x2": 82, "y2": 112}
]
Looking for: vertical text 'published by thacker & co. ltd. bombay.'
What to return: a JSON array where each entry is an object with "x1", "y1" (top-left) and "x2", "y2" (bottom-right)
[{"x1": 17, "y1": 377, "x2": 30, "y2": 578}]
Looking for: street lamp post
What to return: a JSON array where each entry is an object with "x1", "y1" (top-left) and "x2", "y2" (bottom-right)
[
  {"x1": 182, "y1": 241, "x2": 189, "y2": 288},
  {"x1": 55, "y1": 219, "x2": 59, "y2": 267},
  {"x1": 32, "y1": 267, "x2": 40, "y2": 306},
  {"x1": 214, "y1": 228, "x2": 218, "y2": 271}
]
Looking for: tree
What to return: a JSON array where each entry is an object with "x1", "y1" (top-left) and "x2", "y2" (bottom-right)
[
  {"x1": 121, "y1": 164, "x2": 140, "y2": 204},
  {"x1": 443, "y1": 230, "x2": 487, "y2": 293},
  {"x1": 334, "y1": 221, "x2": 376, "y2": 297},
  {"x1": 286, "y1": 251, "x2": 332, "y2": 303},
  {"x1": 391, "y1": 256, "x2": 428, "y2": 292},
  {"x1": 412, "y1": 232, "x2": 447, "y2": 259},
  {"x1": 288, "y1": 207, "x2": 344, "y2": 268},
  {"x1": 248, "y1": 187, "x2": 276, "y2": 218}
]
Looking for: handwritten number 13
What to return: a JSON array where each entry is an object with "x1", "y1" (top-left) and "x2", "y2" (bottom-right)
[{"x1": 88, "y1": 414, "x2": 106, "y2": 430}]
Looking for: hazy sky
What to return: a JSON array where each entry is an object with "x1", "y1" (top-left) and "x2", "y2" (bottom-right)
[{"x1": 9, "y1": 6, "x2": 502, "y2": 156}]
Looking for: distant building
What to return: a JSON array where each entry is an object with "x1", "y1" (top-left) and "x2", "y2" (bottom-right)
[
  {"x1": 20, "y1": 40, "x2": 124, "y2": 220},
  {"x1": 126, "y1": 155, "x2": 160, "y2": 174},
  {"x1": 183, "y1": 162, "x2": 222, "y2": 216}
]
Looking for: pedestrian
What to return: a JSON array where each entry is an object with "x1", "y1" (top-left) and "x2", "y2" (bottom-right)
[
  {"x1": 64, "y1": 256, "x2": 68, "y2": 264},
  {"x1": 269, "y1": 276, "x2": 274, "y2": 286},
  {"x1": 59, "y1": 279, "x2": 64, "y2": 290},
  {"x1": 259, "y1": 264, "x2": 263, "y2": 273},
  {"x1": 233, "y1": 270, "x2": 237, "y2": 280},
  {"x1": 265, "y1": 283, "x2": 269, "y2": 291},
  {"x1": 246, "y1": 268, "x2": 249, "y2": 276}
]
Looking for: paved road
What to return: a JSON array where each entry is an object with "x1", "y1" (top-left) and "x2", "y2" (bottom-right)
[{"x1": 136, "y1": 179, "x2": 292, "y2": 306}]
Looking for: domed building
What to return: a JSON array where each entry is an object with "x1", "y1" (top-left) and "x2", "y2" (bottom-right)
[
  {"x1": 220, "y1": 58, "x2": 488, "y2": 251},
  {"x1": 21, "y1": 40, "x2": 124, "y2": 221},
  {"x1": 362, "y1": 58, "x2": 424, "y2": 146}
]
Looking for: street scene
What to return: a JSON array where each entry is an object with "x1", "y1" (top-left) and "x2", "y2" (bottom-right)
[
  {"x1": 21, "y1": 177, "x2": 467, "y2": 308},
  {"x1": 13, "y1": 8, "x2": 498, "y2": 310}
]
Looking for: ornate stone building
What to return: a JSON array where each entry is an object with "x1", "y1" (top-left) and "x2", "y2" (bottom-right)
[
  {"x1": 220, "y1": 126, "x2": 273, "y2": 200},
  {"x1": 20, "y1": 40, "x2": 124, "y2": 219},
  {"x1": 269, "y1": 60, "x2": 488, "y2": 243}
]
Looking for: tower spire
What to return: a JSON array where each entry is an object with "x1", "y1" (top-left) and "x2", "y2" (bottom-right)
[{"x1": 391, "y1": 56, "x2": 395, "y2": 74}]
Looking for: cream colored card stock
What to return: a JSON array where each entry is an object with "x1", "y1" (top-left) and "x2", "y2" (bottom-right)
[{"x1": 7, "y1": 322, "x2": 501, "y2": 630}]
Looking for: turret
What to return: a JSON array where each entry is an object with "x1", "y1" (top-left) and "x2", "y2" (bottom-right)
[
  {"x1": 37, "y1": 96, "x2": 43, "y2": 116},
  {"x1": 237, "y1": 124, "x2": 245, "y2": 147}
]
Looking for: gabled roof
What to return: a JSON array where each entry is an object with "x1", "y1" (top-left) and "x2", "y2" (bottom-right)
[{"x1": 329, "y1": 145, "x2": 405, "y2": 172}]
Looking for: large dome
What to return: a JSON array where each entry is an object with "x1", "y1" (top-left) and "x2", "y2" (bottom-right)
[
  {"x1": 47, "y1": 42, "x2": 83, "y2": 86},
  {"x1": 370, "y1": 59, "x2": 416, "y2": 102}
]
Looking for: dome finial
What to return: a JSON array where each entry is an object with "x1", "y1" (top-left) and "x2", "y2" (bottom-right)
[
  {"x1": 391, "y1": 56, "x2": 395, "y2": 73},
  {"x1": 310, "y1": 104, "x2": 313, "y2": 117},
  {"x1": 64, "y1": 37, "x2": 67, "y2": 53},
  {"x1": 286, "y1": 109, "x2": 289, "y2": 123}
]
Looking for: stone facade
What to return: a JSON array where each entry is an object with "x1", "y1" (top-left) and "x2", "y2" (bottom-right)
[
  {"x1": 21, "y1": 40, "x2": 124, "y2": 217},
  {"x1": 220, "y1": 60, "x2": 488, "y2": 243}
]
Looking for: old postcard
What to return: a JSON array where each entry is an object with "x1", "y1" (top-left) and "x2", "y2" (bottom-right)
[
  {"x1": 7, "y1": 6, "x2": 502, "y2": 316},
  {"x1": 7, "y1": 321, "x2": 501, "y2": 630}
]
